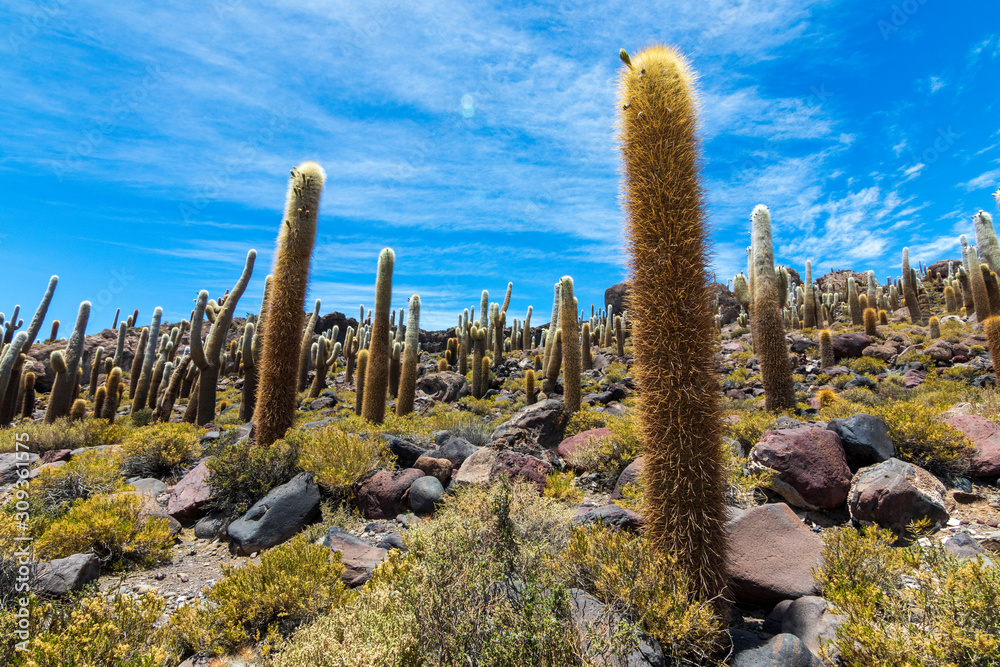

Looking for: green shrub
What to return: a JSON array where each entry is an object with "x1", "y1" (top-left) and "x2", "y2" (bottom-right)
[
  {"x1": 170, "y1": 533, "x2": 352, "y2": 656},
  {"x1": 871, "y1": 402, "x2": 974, "y2": 476},
  {"x1": 838, "y1": 386, "x2": 883, "y2": 407},
  {"x1": 602, "y1": 362, "x2": 628, "y2": 383},
  {"x1": 0, "y1": 418, "x2": 128, "y2": 454},
  {"x1": 564, "y1": 405, "x2": 609, "y2": 437},
  {"x1": 290, "y1": 427, "x2": 394, "y2": 501},
  {"x1": 30, "y1": 448, "x2": 126, "y2": 519},
  {"x1": 0, "y1": 591, "x2": 178, "y2": 667},
  {"x1": 35, "y1": 492, "x2": 173, "y2": 568},
  {"x1": 206, "y1": 439, "x2": 301, "y2": 516},
  {"x1": 560, "y1": 523, "x2": 725, "y2": 662},
  {"x1": 722, "y1": 409, "x2": 776, "y2": 449},
  {"x1": 121, "y1": 422, "x2": 202, "y2": 480},
  {"x1": 130, "y1": 408, "x2": 153, "y2": 427},
  {"x1": 849, "y1": 356, "x2": 887, "y2": 374},
  {"x1": 542, "y1": 471, "x2": 584, "y2": 503},
  {"x1": 817, "y1": 526, "x2": 1000, "y2": 665}
]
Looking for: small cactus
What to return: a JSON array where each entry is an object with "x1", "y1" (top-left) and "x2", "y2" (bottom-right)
[
  {"x1": 929, "y1": 315, "x2": 940, "y2": 340},
  {"x1": 21, "y1": 371, "x2": 35, "y2": 418},
  {"x1": 819, "y1": 329, "x2": 835, "y2": 368},
  {"x1": 863, "y1": 307, "x2": 878, "y2": 338}
]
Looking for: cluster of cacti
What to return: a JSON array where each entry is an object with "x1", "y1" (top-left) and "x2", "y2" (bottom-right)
[{"x1": 45, "y1": 301, "x2": 91, "y2": 423}]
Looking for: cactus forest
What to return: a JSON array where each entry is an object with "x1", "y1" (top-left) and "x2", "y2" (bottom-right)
[{"x1": 4, "y1": 17, "x2": 1000, "y2": 667}]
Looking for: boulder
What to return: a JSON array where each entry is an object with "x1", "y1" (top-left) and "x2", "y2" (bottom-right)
[
  {"x1": 408, "y1": 476, "x2": 445, "y2": 514},
  {"x1": 424, "y1": 436, "x2": 479, "y2": 467},
  {"x1": 452, "y1": 447, "x2": 498, "y2": 486},
  {"x1": 0, "y1": 452, "x2": 38, "y2": 485},
  {"x1": 39, "y1": 449, "x2": 72, "y2": 465},
  {"x1": 323, "y1": 527, "x2": 389, "y2": 587},
  {"x1": 193, "y1": 513, "x2": 228, "y2": 540},
  {"x1": 129, "y1": 478, "x2": 169, "y2": 497},
  {"x1": 573, "y1": 504, "x2": 645, "y2": 531},
  {"x1": 781, "y1": 596, "x2": 842, "y2": 659},
  {"x1": 611, "y1": 457, "x2": 644, "y2": 501},
  {"x1": 924, "y1": 340, "x2": 953, "y2": 362},
  {"x1": 847, "y1": 458, "x2": 949, "y2": 535},
  {"x1": 166, "y1": 458, "x2": 213, "y2": 522},
  {"x1": 34, "y1": 553, "x2": 101, "y2": 596},
  {"x1": 381, "y1": 435, "x2": 426, "y2": 469},
  {"x1": 862, "y1": 343, "x2": 897, "y2": 362},
  {"x1": 357, "y1": 469, "x2": 425, "y2": 520},
  {"x1": 412, "y1": 456, "x2": 452, "y2": 485},
  {"x1": 942, "y1": 415, "x2": 1000, "y2": 478},
  {"x1": 227, "y1": 472, "x2": 321, "y2": 555},
  {"x1": 416, "y1": 371, "x2": 469, "y2": 402},
  {"x1": 826, "y1": 414, "x2": 895, "y2": 467},
  {"x1": 490, "y1": 399, "x2": 568, "y2": 452},
  {"x1": 557, "y1": 428, "x2": 611, "y2": 461},
  {"x1": 604, "y1": 283, "x2": 631, "y2": 322},
  {"x1": 831, "y1": 333, "x2": 872, "y2": 359},
  {"x1": 731, "y1": 633, "x2": 823, "y2": 667},
  {"x1": 726, "y1": 503, "x2": 823, "y2": 604},
  {"x1": 750, "y1": 428, "x2": 851, "y2": 510},
  {"x1": 569, "y1": 588, "x2": 664, "y2": 666},
  {"x1": 943, "y1": 530, "x2": 989, "y2": 560},
  {"x1": 121, "y1": 491, "x2": 182, "y2": 538},
  {"x1": 490, "y1": 450, "x2": 552, "y2": 491}
]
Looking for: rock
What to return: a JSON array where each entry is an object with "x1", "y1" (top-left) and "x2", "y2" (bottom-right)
[
  {"x1": 0, "y1": 452, "x2": 38, "y2": 485},
  {"x1": 844, "y1": 375, "x2": 877, "y2": 390},
  {"x1": 924, "y1": 340, "x2": 953, "y2": 362},
  {"x1": 452, "y1": 447, "x2": 498, "y2": 485},
  {"x1": 375, "y1": 532, "x2": 406, "y2": 551},
  {"x1": 424, "y1": 436, "x2": 479, "y2": 467},
  {"x1": 611, "y1": 457, "x2": 644, "y2": 500},
  {"x1": 34, "y1": 553, "x2": 101, "y2": 596},
  {"x1": 118, "y1": 491, "x2": 182, "y2": 537},
  {"x1": 749, "y1": 428, "x2": 851, "y2": 510},
  {"x1": 308, "y1": 396, "x2": 337, "y2": 410},
  {"x1": 942, "y1": 415, "x2": 1000, "y2": 479},
  {"x1": 569, "y1": 588, "x2": 665, "y2": 667},
  {"x1": 490, "y1": 450, "x2": 552, "y2": 491},
  {"x1": 826, "y1": 414, "x2": 895, "y2": 467},
  {"x1": 194, "y1": 512, "x2": 227, "y2": 540},
  {"x1": 848, "y1": 458, "x2": 949, "y2": 535},
  {"x1": 831, "y1": 333, "x2": 872, "y2": 359},
  {"x1": 903, "y1": 369, "x2": 926, "y2": 388},
  {"x1": 583, "y1": 386, "x2": 628, "y2": 406},
  {"x1": 781, "y1": 596, "x2": 842, "y2": 658},
  {"x1": 228, "y1": 472, "x2": 321, "y2": 555},
  {"x1": 408, "y1": 476, "x2": 445, "y2": 514},
  {"x1": 943, "y1": 530, "x2": 988, "y2": 560},
  {"x1": 557, "y1": 428, "x2": 611, "y2": 461},
  {"x1": 357, "y1": 469, "x2": 425, "y2": 519},
  {"x1": 763, "y1": 599, "x2": 794, "y2": 635},
  {"x1": 726, "y1": 503, "x2": 823, "y2": 604},
  {"x1": 489, "y1": 399, "x2": 568, "y2": 452},
  {"x1": 323, "y1": 527, "x2": 389, "y2": 587},
  {"x1": 129, "y1": 478, "x2": 169, "y2": 497},
  {"x1": 39, "y1": 449, "x2": 72, "y2": 465},
  {"x1": 573, "y1": 504, "x2": 646, "y2": 531},
  {"x1": 412, "y1": 456, "x2": 452, "y2": 485},
  {"x1": 862, "y1": 343, "x2": 897, "y2": 361},
  {"x1": 381, "y1": 435, "x2": 426, "y2": 469},
  {"x1": 604, "y1": 283, "x2": 631, "y2": 322},
  {"x1": 416, "y1": 371, "x2": 469, "y2": 402},
  {"x1": 167, "y1": 458, "x2": 213, "y2": 522},
  {"x1": 730, "y1": 633, "x2": 823, "y2": 667}
]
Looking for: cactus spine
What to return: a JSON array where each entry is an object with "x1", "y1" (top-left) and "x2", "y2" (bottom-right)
[
  {"x1": 750, "y1": 206, "x2": 796, "y2": 411},
  {"x1": 619, "y1": 45, "x2": 728, "y2": 602},
  {"x1": 471, "y1": 325, "x2": 486, "y2": 399},
  {"x1": 361, "y1": 248, "x2": 395, "y2": 424},
  {"x1": 88, "y1": 346, "x2": 105, "y2": 396},
  {"x1": 253, "y1": 163, "x2": 324, "y2": 447},
  {"x1": 847, "y1": 277, "x2": 862, "y2": 326},
  {"x1": 944, "y1": 285, "x2": 958, "y2": 313},
  {"x1": 396, "y1": 295, "x2": 421, "y2": 416},
  {"x1": 560, "y1": 276, "x2": 581, "y2": 413},
  {"x1": 128, "y1": 328, "x2": 149, "y2": 399},
  {"x1": 0, "y1": 332, "x2": 29, "y2": 414}
]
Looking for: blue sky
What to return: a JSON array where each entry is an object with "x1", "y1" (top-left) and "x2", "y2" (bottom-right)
[{"x1": 1, "y1": 1, "x2": 998, "y2": 332}]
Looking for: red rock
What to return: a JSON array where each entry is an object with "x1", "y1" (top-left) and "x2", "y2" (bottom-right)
[
  {"x1": 848, "y1": 458, "x2": 949, "y2": 534},
  {"x1": 412, "y1": 456, "x2": 452, "y2": 485},
  {"x1": 39, "y1": 449, "x2": 72, "y2": 464},
  {"x1": 556, "y1": 428, "x2": 611, "y2": 461},
  {"x1": 831, "y1": 333, "x2": 872, "y2": 358},
  {"x1": 610, "y1": 457, "x2": 643, "y2": 500},
  {"x1": 726, "y1": 503, "x2": 823, "y2": 604},
  {"x1": 750, "y1": 428, "x2": 851, "y2": 510},
  {"x1": 943, "y1": 415, "x2": 1000, "y2": 478},
  {"x1": 166, "y1": 458, "x2": 212, "y2": 522},
  {"x1": 357, "y1": 469, "x2": 425, "y2": 520},
  {"x1": 490, "y1": 450, "x2": 551, "y2": 491}
]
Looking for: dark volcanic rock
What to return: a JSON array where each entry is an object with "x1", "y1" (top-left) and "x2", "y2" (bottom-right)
[
  {"x1": 848, "y1": 458, "x2": 949, "y2": 535},
  {"x1": 490, "y1": 399, "x2": 568, "y2": 451},
  {"x1": 228, "y1": 472, "x2": 321, "y2": 555},
  {"x1": 604, "y1": 283, "x2": 630, "y2": 320}
]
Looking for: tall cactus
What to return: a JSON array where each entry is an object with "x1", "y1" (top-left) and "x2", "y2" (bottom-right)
[
  {"x1": 190, "y1": 249, "x2": 256, "y2": 425},
  {"x1": 619, "y1": 45, "x2": 728, "y2": 602},
  {"x1": 361, "y1": 248, "x2": 395, "y2": 424},
  {"x1": 967, "y1": 245, "x2": 992, "y2": 321},
  {"x1": 0, "y1": 332, "x2": 29, "y2": 415},
  {"x1": 560, "y1": 276, "x2": 581, "y2": 413},
  {"x1": 239, "y1": 323, "x2": 256, "y2": 422},
  {"x1": 974, "y1": 210, "x2": 1000, "y2": 274},
  {"x1": 522, "y1": 305, "x2": 532, "y2": 353},
  {"x1": 45, "y1": 301, "x2": 91, "y2": 422},
  {"x1": 130, "y1": 307, "x2": 162, "y2": 413},
  {"x1": 750, "y1": 206, "x2": 795, "y2": 411},
  {"x1": 128, "y1": 328, "x2": 149, "y2": 399},
  {"x1": 253, "y1": 163, "x2": 324, "y2": 447},
  {"x1": 396, "y1": 294, "x2": 421, "y2": 416},
  {"x1": 23, "y1": 275, "x2": 58, "y2": 352},
  {"x1": 901, "y1": 248, "x2": 922, "y2": 324},
  {"x1": 297, "y1": 299, "x2": 321, "y2": 392}
]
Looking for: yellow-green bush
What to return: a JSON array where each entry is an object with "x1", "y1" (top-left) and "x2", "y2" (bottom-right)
[
  {"x1": 170, "y1": 533, "x2": 352, "y2": 656},
  {"x1": 0, "y1": 592, "x2": 178, "y2": 667},
  {"x1": 30, "y1": 447, "x2": 127, "y2": 519},
  {"x1": 721, "y1": 409, "x2": 777, "y2": 449},
  {"x1": 542, "y1": 471, "x2": 584, "y2": 503},
  {"x1": 849, "y1": 356, "x2": 887, "y2": 374},
  {"x1": 818, "y1": 526, "x2": 1000, "y2": 665},
  {"x1": 121, "y1": 422, "x2": 202, "y2": 480},
  {"x1": 565, "y1": 413, "x2": 640, "y2": 486},
  {"x1": 871, "y1": 402, "x2": 974, "y2": 476},
  {"x1": 0, "y1": 418, "x2": 128, "y2": 454},
  {"x1": 290, "y1": 426, "x2": 394, "y2": 501},
  {"x1": 603, "y1": 362, "x2": 628, "y2": 383},
  {"x1": 35, "y1": 492, "x2": 173, "y2": 568},
  {"x1": 563, "y1": 405, "x2": 609, "y2": 437},
  {"x1": 560, "y1": 523, "x2": 724, "y2": 662}
]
